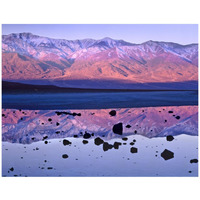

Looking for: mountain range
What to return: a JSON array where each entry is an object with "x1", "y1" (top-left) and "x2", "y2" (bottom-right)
[{"x1": 2, "y1": 32, "x2": 198, "y2": 89}]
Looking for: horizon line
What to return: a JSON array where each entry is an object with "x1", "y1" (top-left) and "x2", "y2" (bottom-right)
[{"x1": 3, "y1": 32, "x2": 198, "y2": 46}]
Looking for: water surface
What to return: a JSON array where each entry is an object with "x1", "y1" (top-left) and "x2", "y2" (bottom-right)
[{"x1": 2, "y1": 91, "x2": 198, "y2": 109}]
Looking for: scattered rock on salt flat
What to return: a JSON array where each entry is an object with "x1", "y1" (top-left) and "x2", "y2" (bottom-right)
[
  {"x1": 94, "y1": 137, "x2": 104, "y2": 146},
  {"x1": 83, "y1": 132, "x2": 91, "y2": 139},
  {"x1": 82, "y1": 140, "x2": 88, "y2": 144},
  {"x1": 62, "y1": 154, "x2": 69, "y2": 159},
  {"x1": 63, "y1": 139, "x2": 72, "y2": 146},
  {"x1": 122, "y1": 137, "x2": 128, "y2": 141},
  {"x1": 166, "y1": 135, "x2": 174, "y2": 142},
  {"x1": 109, "y1": 110, "x2": 116, "y2": 116},
  {"x1": 113, "y1": 123, "x2": 123, "y2": 135},
  {"x1": 47, "y1": 167, "x2": 53, "y2": 170},
  {"x1": 103, "y1": 142, "x2": 113, "y2": 151},
  {"x1": 161, "y1": 149, "x2": 174, "y2": 160},
  {"x1": 43, "y1": 136, "x2": 48, "y2": 140},
  {"x1": 48, "y1": 118, "x2": 52, "y2": 122},
  {"x1": 9, "y1": 167, "x2": 14, "y2": 171},
  {"x1": 113, "y1": 142, "x2": 122, "y2": 149},
  {"x1": 130, "y1": 147, "x2": 138, "y2": 154},
  {"x1": 55, "y1": 111, "x2": 81, "y2": 116},
  {"x1": 190, "y1": 159, "x2": 198, "y2": 163}
]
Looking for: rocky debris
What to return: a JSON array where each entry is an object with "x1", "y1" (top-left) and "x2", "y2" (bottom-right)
[
  {"x1": 166, "y1": 135, "x2": 174, "y2": 142},
  {"x1": 55, "y1": 111, "x2": 81, "y2": 116},
  {"x1": 161, "y1": 149, "x2": 174, "y2": 160},
  {"x1": 190, "y1": 159, "x2": 198, "y2": 163},
  {"x1": 109, "y1": 110, "x2": 116, "y2": 116},
  {"x1": 103, "y1": 142, "x2": 113, "y2": 151},
  {"x1": 130, "y1": 147, "x2": 138, "y2": 154},
  {"x1": 113, "y1": 123, "x2": 123, "y2": 135},
  {"x1": 113, "y1": 142, "x2": 122, "y2": 149},
  {"x1": 82, "y1": 140, "x2": 88, "y2": 144},
  {"x1": 83, "y1": 132, "x2": 91, "y2": 139},
  {"x1": 62, "y1": 154, "x2": 69, "y2": 159},
  {"x1": 63, "y1": 139, "x2": 72, "y2": 146},
  {"x1": 94, "y1": 137, "x2": 104, "y2": 145}
]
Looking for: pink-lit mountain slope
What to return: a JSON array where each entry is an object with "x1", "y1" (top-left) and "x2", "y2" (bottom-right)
[{"x1": 2, "y1": 33, "x2": 198, "y2": 89}]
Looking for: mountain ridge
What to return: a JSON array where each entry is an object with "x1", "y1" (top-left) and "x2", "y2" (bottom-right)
[{"x1": 2, "y1": 32, "x2": 198, "y2": 89}]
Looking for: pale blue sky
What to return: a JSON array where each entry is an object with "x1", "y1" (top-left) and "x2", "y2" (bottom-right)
[{"x1": 2, "y1": 24, "x2": 198, "y2": 45}]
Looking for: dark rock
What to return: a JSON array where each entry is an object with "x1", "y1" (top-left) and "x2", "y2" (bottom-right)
[
  {"x1": 42, "y1": 136, "x2": 48, "y2": 140},
  {"x1": 134, "y1": 130, "x2": 137, "y2": 134},
  {"x1": 48, "y1": 118, "x2": 52, "y2": 122},
  {"x1": 56, "y1": 122, "x2": 60, "y2": 126},
  {"x1": 94, "y1": 137, "x2": 104, "y2": 145},
  {"x1": 122, "y1": 137, "x2": 128, "y2": 141},
  {"x1": 55, "y1": 111, "x2": 81, "y2": 116},
  {"x1": 47, "y1": 167, "x2": 53, "y2": 170},
  {"x1": 130, "y1": 147, "x2": 138, "y2": 153},
  {"x1": 82, "y1": 140, "x2": 88, "y2": 144},
  {"x1": 175, "y1": 116, "x2": 180, "y2": 120},
  {"x1": 113, "y1": 123, "x2": 123, "y2": 135},
  {"x1": 10, "y1": 167, "x2": 14, "y2": 171},
  {"x1": 168, "y1": 111, "x2": 173, "y2": 113},
  {"x1": 62, "y1": 154, "x2": 68, "y2": 159},
  {"x1": 44, "y1": 141, "x2": 48, "y2": 144},
  {"x1": 113, "y1": 142, "x2": 122, "y2": 149},
  {"x1": 161, "y1": 149, "x2": 174, "y2": 160},
  {"x1": 63, "y1": 139, "x2": 71, "y2": 146},
  {"x1": 126, "y1": 124, "x2": 131, "y2": 128},
  {"x1": 190, "y1": 159, "x2": 198, "y2": 163},
  {"x1": 166, "y1": 135, "x2": 174, "y2": 142},
  {"x1": 55, "y1": 131, "x2": 60, "y2": 134},
  {"x1": 73, "y1": 135, "x2": 78, "y2": 138},
  {"x1": 109, "y1": 110, "x2": 116, "y2": 116},
  {"x1": 103, "y1": 142, "x2": 113, "y2": 151},
  {"x1": 130, "y1": 142, "x2": 135, "y2": 146},
  {"x1": 164, "y1": 120, "x2": 167, "y2": 123},
  {"x1": 83, "y1": 132, "x2": 91, "y2": 139}
]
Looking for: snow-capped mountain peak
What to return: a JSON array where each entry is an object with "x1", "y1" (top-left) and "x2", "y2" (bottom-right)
[{"x1": 2, "y1": 32, "x2": 198, "y2": 89}]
